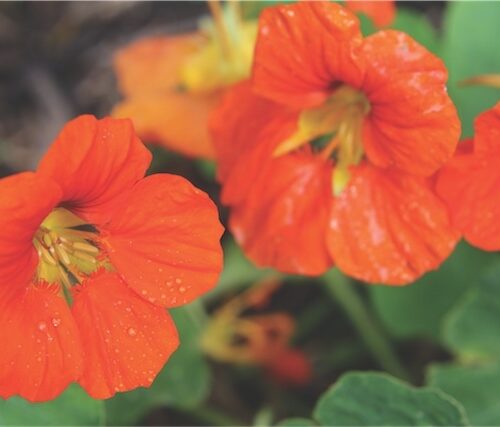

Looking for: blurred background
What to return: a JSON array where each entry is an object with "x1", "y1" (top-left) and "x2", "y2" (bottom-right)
[{"x1": 1, "y1": 2, "x2": 500, "y2": 426}]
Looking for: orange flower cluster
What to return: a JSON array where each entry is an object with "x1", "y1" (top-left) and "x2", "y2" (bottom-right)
[
  {"x1": 211, "y1": 2, "x2": 462, "y2": 285},
  {"x1": 0, "y1": 116, "x2": 223, "y2": 401}
]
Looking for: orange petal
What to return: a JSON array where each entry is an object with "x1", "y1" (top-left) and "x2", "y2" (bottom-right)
[
  {"x1": 361, "y1": 30, "x2": 460, "y2": 176},
  {"x1": 113, "y1": 91, "x2": 218, "y2": 159},
  {"x1": 253, "y1": 2, "x2": 365, "y2": 108},
  {"x1": 0, "y1": 284, "x2": 83, "y2": 402},
  {"x1": 436, "y1": 104, "x2": 500, "y2": 251},
  {"x1": 345, "y1": 0, "x2": 395, "y2": 28},
  {"x1": 102, "y1": 174, "x2": 223, "y2": 307},
  {"x1": 474, "y1": 101, "x2": 500, "y2": 155},
  {"x1": 37, "y1": 115, "x2": 152, "y2": 225},
  {"x1": 114, "y1": 34, "x2": 204, "y2": 96},
  {"x1": 210, "y1": 81, "x2": 299, "y2": 205},
  {"x1": 0, "y1": 172, "x2": 62, "y2": 289},
  {"x1": 229, "y1": 150, "x2": 333, "y2": 276},
  {"x1": 327, "y1": 163, "x2": 459, "y2": 285},
  {"x1": 71, "y1": 271, "x2": 179, "y2": 399}
]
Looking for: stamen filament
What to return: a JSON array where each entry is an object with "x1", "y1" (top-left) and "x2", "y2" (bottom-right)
[
  {"x1": 72, "y1": 241, "x2": 99, "y2": 254},
  {"x1": 208, "y1": 0, "x2": 233, "y2": 59}
]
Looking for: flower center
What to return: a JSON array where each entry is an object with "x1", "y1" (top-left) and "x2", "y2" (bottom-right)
[
  {"x1": 179, "y1": 0, "x2": 257, "y2": 93},
  {"x1": 33, "y1": 208, "x2": 106, "y2": 291},
  {"x1": 273, "y1": 85, "x2": 370, "y2": 195}
]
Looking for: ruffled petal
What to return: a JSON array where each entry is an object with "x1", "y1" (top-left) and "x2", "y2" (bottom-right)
[
  {"x1": 0, "y1": 172, "x2": 61, "y2": 289},
  {"x1": 113, "y1": 91, "x2": 218, "y2": 159},
  {"x1": 474, "y1": 101, "x2": 500, "y2": 155},
  {"x1": 71, "y1": 271, "x2": 179, "y2": 399},
  {"x1": 229, "y1": 150, "x2": 333, "y2": 276},
  {"x1": 436, "y1": 151, "x2": 500, "y2": 251},
  {"x1": 345, "y1": 0, "x2": 395, "y2": 28},
  {"x1": 102, "y1": 174, "x2": 223, "y2": 307},
  {"x1": 327, "y1": 164, "x2": 459, "y2": 285},
  {"x1": 253, "y1": 2, "x2": 365, "y2": 108},
  {"x1": 0, "y1": 284, "x2": 83, "y2": 402},
  {"x1": 210, "y1": 81, "x2": 299, "y2": 205},
  {"x1": 361, "y1": 30, "x2": 460, "y2": 176},
  {"x1": 37, "y1": 115, "x2": 152, "y2": 225},
  {"x1": 114, "y1": 34, "x2": 203, "y2": 96}
]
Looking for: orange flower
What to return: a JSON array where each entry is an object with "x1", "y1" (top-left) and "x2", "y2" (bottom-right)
[
  {"x1": 0, "y1": 115, "x2": 223, "y2": 402},
  {"x1": 113, "y1": 2, "x2": 257, "y2": 159},
  {"x1": 201, "y1": 278, "x2": 311, "y2": 386},
  {"x1": 345, "y1": 0, "x2": 395, "y2": 28},
  {"x1": 211, "y1": 2, "x2": 460, "y2": 284},
  {"x1": 436, "y1": 102, "x2": 500, "y2": 251}
]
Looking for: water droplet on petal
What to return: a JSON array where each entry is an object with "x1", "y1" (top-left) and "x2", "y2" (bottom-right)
[
  {"x1": 127, "y1": 328, "x2": 137, "y2": 337},
  {"x1": 38, "y1": 321, "x2": 47, "y2": 331},
  {"x1": 52, "y1": 318, "x2": 61, "y2": 327}
]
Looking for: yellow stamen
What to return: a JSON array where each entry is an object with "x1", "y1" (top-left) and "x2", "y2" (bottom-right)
[
  {"x1": 72, "y1": 241, "x2": 99, "y2": 254},
  {"x1": 55, "y1": 243, "x2": 71, "y2": 266},
  {"x1": 72, "y1": 250, "x2": 97, "y2": 264},
  {"x1": 39, "y1": 245, "x2": 57, "y2": 266}
]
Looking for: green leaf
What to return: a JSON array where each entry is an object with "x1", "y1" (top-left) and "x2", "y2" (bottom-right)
[
  {"x1": 277, "y1": 418, "x2": 316, "y2": 427},
  {"x1": 370, "y1": 242, "x2": 498, "y2": 341},
  {"x1": 313, "y1": 372, "x2": 468, "y2": 426},
  {"x1": 0, "y1": 385, "x2": 103, "y2": 426},
  {"x1": 442, "y1": 1, "x2": 500, "y2": 137},
  {"x1": 205, "y1": 238, "x2": 273, "y2": 302},
  {"x1": 443, "y1": 264, "x2": 500, "y2": 361},
  {"x1": 105, "y1": 303, "x2": 211, "y2": 425},
  {"x1": 428, "y1": 363, "x2": 500, "y2": 426}
]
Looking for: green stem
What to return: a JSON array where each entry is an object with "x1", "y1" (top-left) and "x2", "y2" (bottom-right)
[{"x1": 321, "y1": 269, "x2": 411, "y2": 382}]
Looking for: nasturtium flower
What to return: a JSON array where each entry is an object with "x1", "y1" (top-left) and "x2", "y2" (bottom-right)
[
  {"x1": 113, "y1": 1, "x2": 256, "y2": 159},
  {"x1": 211, "y1": 2, "x2": 460, "y2": 284},
  {"x1": 201, "y1": 278, "x2": 311, "y2": 386},
  {"x1": 0, "y1": 115, "x2": 223, "y2": 402},
  {"x1": 437, "y1": 102, "x2": 500, "y2": 251}
]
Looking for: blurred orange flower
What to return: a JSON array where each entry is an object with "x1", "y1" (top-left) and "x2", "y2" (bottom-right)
[
  {"x1": 113, "y1": 2, "x2": 256, "y2": 159},
  {"x1": 0, "y1": 115, "x2": 223, "y2": 401},
  {"x1": 201, "y1": 278, "x2": 311, "y2": 386},
  {"x1": 437, "y1": 102, "x2": 500, "y2": 251},
  {"x1": 211, "y1": 2, "x2": 460, "y2": 284}
]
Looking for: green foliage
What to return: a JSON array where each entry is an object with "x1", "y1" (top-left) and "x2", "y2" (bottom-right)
[
  {"x1": 443, "y1": 264, "x2": 500, "y2": 361},
  {"x1": 370, "y1": 242, "x2": 498, "y2": 341},
  {"x1": 277, "y1": 418, "x2": 316, "y2": 427},
  {"x1": 312, "y1": 372, "x2": 468, "y2": 426},
  {"x1": 442, "y1": 1, "x2": 500, "y2": 137},
  {"x1": 105, "y1": 303, "x2": 211, "y2": 425},
  {"x1": 428, "y1": 363, "x2": 500, "y2": 426},
  {"x1": 0, "y1": 385, "x2": 104, "y2": 426}
]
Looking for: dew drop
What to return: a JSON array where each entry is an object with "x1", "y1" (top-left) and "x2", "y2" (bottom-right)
[
  {"x1": 38, "y1": 321, "x2": 47, "y2": 331},
  {"x1": 127, "y1": 328, "x2": 137, "y2": 337},
  {"x1": 52, "y1": 318, "x2": 61, "y2": 327},
  {"x1": 175, "y1": 278, "x2": 182, "y2": 284},
  {"x1": 179, "y1": 286, "x2": 186, "y2": 293}
]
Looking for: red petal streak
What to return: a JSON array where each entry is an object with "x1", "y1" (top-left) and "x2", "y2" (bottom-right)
[
  {"x1": 230, "y1": 150, "x2": 333, "y2": 276},
  {"x1": 0, "y1": 172, "x2": 61, "y2": 289},
  {"x1": 37, "y1": 115, "x2": 152, "y2": 225},
  {"x1": 253, "y1": 2, "x2": 364, "y2": 108},
  {"x1": 0, "y1": 284, "x2": 83, "y2": 402},
  {"x1": 72, "y1": 272, "x2": 178, "y2": 399},
  {"x1": 103, "y1": 174, "x2": 224, "y2": 307},
  {"x1": 327, "y1": 164, "x2": 459, "y2": 285},
  {"x1": 361, "y1": 31, "x2": 460, "y2": 176}
]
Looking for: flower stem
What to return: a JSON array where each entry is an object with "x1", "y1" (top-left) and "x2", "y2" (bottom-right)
[{"x1": 321, "y1": 269, "x2": 412, "y2": 382}]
